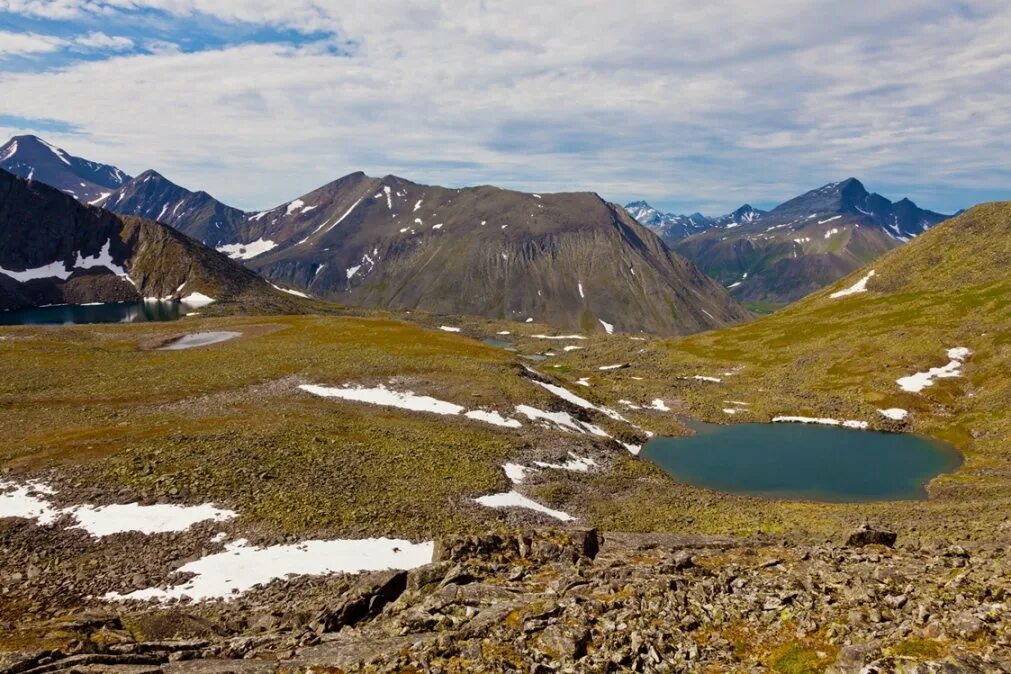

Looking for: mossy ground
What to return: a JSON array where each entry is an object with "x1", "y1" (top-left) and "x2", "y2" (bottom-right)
[
  {"x1": 0, "y1": 315, "x2": 578, "y2": 540},
  {"x1": 2, "y1": 203, "x2": 1010, "y2": 547}
]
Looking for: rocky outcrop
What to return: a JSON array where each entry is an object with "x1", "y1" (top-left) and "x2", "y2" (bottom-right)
[{"x1": 2, "y1": 528, "x2": 1007, "y2": 673}]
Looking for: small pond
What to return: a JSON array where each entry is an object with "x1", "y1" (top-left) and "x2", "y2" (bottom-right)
[
  {"x1": 641, "y1": 421, "x2": 962, "y2": 502},
  {"x1": 159, "y1": 331, "x2": 242, "y2": 351},
  {"x1": 482, "y1": 337, "x2": 513, "y2": 350},
  {"x1": 0, "y1": 301, "x2": 189, "y2": 326}
]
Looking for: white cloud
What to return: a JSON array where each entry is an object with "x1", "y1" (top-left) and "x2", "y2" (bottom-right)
[
  {"x1": 0, "y1": 1, "x2": 1008, "y2": 213},
  {"x1": 0, "y1": 30, "x2": 65, "y2": 56},
  {"x1": 73, "y1": 31, "x2": 134, "y2": 50}
]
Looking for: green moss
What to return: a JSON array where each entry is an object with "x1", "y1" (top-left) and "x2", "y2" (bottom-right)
[{"x1": 770, "y1": 644, "x2": 828, "y2": 674}]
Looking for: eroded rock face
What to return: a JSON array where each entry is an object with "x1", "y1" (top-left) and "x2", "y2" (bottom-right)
[{"x1": 2, "y1": 528, "x2": 1009, "y2": 673}]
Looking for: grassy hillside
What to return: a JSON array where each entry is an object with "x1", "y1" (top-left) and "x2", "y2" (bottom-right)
[{"x1": 553, "y1": 202, "x2": 1011, "y2": 539}]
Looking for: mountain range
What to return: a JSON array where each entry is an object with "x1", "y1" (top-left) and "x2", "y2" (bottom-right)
[
  {"x1": 628, "y1": 179, "x2": 951, "y2": 307},
  {"x1": 624, "y1": 201, "x2": 765, "y2": 242},
  {"x1": 0, "y1": 136, "x2": 748, "y2": 334},
  {"x1": 0, "y1": 168, "x2": 289, "y2": 312}
]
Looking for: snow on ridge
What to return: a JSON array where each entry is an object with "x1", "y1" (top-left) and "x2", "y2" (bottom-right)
[
  {"x1": 830, "y1": 270, "x2": 875, "y2": 298},
  {"x1": 439, "y1": 326, "x2": 461, "y2": 333},
  {"x1": 648, "y1": 399, "x2": 670, "y2": 412},
  {"x1": 578, "y1": 282, "x2": 585, "y2": 299},
  {"x1": 38, "y1": 137, "x2": 72, "y2": 166},
  {"x1": 531, "y1": 334, "x2": 586, "y2": 340},
  {"x1": 269, "y1": 282, "x2": 310, "y2": 299},
  {"x1": 285, "y1": 199, "x2": 305, "y2": 215},
  {"x1": 316, "y1": 198, "x2": 365, "y2": 238},
  {"x1": 0, "y1": 139, "x2": 16, "y2": 162},
  {"x1": 216, "y1": 238, "x2": 277, "y2": 260},
  {"x1": 0, "y1": 240, "x2": 128, "y2": 283},
  {"x1": 896, "y1": 347, "x2": 971, "y2": 393},
  {"x1": 599, "y1": 319, "x2": 615, "y2": 335}
]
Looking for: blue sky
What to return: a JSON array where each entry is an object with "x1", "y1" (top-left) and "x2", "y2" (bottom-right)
[{"x1": 0, "y1": 1, "x2": 1009, "y2": 216}]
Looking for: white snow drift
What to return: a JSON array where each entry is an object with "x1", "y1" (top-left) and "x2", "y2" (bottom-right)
[
  {"x1": 896, "y1": 347, "x2": 971, "y2": 393},
  {"x1": 830, "y1": 270, "x2": 876, "y2": 298},
  {"x1": 107, "y1": 537, "x2": 434, "y2": 602},
  {"x1": 216, "y1": 238, "x2": 277, "y2": 261},
  {"x1": 773, "y1": 416, "x2": 869, "y2": 430},
  {"x1": 0, "y1": 480, "x2": 235, "y2": 538},
  {"x1": 474, "y1": 491, "x2": 574, "y2": 522}
]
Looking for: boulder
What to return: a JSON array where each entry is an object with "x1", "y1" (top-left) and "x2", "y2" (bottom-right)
[{"x1": 846, "y1": 524, "x2": 897, "y2": 548}]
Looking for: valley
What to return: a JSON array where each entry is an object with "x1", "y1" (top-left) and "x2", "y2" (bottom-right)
[
  {"x1": 1, "y1": 156, "x2": 1009, "y2": 671},
  {"x1": 0, "y1": 97, "x2": 1008, "y2": 674}
]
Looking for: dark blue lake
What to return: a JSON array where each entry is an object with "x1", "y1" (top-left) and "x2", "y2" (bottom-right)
[
  {"x1": 0, "y1": 301, "x2": 186, "y2": 326},
  {"x1": 641, "y1": 421, "x2": 962, "y2": 502}
]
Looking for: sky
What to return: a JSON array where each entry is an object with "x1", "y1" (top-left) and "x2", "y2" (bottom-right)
[{"x1": 0, "y1": 1, "x2": 1009, "y2": 216}]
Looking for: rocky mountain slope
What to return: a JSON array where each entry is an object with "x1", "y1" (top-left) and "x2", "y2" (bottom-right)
[
  {"x1": 625, "y1": 200, "x2": 765, "y2": 242},
  {"x1": 234, "y1": 173, "x2": 750, "y2": 334},
  {"x1": 0, "y1": 135, "x2": 130, "y2": 204},
  {"x1": 98, "y1": 169, "x2": 249, "y2": 248},
  {"x1": 673, "y1": 178, "x2": 950, "y2": 306},
  {"x1": 1, "y1": 528, "x2": 1007, "y2": 673},
  {"x1": 0, "y1": 169, "x2": 287, "y2": 312}
]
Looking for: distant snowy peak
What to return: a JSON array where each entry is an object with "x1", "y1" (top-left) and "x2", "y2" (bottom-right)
[
  {"x1": 624, "y1": 201, "x2": 764, "y2": 242},
  {"x1": 0, "y1": 135, "x2": 131, "y2": 202},
  {"x1": 712, "y1": 204, "x2": 765, "y2": 229}
]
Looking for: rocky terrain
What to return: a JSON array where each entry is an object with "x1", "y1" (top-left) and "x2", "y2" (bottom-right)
[{"x1": 0, "y1": 528, "x2": 1008, "y2": 673}]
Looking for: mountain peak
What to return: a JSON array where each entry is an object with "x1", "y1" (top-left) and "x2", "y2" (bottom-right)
[{"x1": 0, "y1": 134, "x2": 131, "y2": 200}]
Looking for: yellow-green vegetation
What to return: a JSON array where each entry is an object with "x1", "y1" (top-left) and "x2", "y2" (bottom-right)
[
  {"x1": 769, "y1": 643, "x2": 833, "y2": 674},
  {"x1": 3, "y1": 203, "x2": 1009, "y2": 547},
  {"x1": 0, "y1": 314, "x2": 603, "y2": 539},
  {"x1": 889, "y1": 638, "x2": 944, "y2": 658},
  {"x1": 528, "y1": 202, "x2": 1011, "y2": 541}
]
